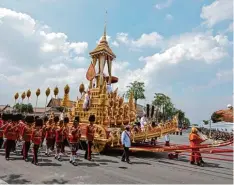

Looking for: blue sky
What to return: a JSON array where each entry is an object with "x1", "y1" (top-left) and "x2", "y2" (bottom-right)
[{"x1": 0, "y1": 0, "x2": 233, "y2": 124}]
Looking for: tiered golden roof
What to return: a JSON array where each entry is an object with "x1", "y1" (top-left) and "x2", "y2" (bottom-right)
[{"x1": 89, "y1": 24, "x2": 116, "y2": 59}]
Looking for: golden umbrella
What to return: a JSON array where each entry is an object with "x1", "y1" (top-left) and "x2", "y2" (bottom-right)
[
  {"x1": 79, "y1": 83, "x2": 85, "y2": 97},
  {"x1": 13, "y1": 92, "x2": 19, "y2": 112},
  {"x1": 14, "y1": 92, "x2": 19, "y2": 105},
  {"x1": 63, "y1": 84, "x2": 70, "y2": 113},
  {"x1": 26, "y1": 89, "x2": 31, "y2": 113},
  {"x1": 54, "y1": 86, "x2": 59, "y2": 99},
  {"x1": 21, "y1": 92, "x2": 26, "y2": 103},
  {"x1": 45, "y1": 87, "x2": 50, "y2": 113},
  {"x1": 21, "y1": 92, "x2": 26, "y2": 113},
  {"x1": 35, "y1": 88, "x2": 40, "y2": 114}
]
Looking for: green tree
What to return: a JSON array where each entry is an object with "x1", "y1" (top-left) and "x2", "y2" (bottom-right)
[
  {"x1": 203, "y1": 120, "x2": 209, "y2": 125},
  {"x1": 152, "y1": 93, "x2": 175, "y2": 122},
  {"x1": 13, "y1": 103, "x2": 34, "y2": 113},
  {"x1": 175, "y1": 109, "x2": 185, "y2": 127},
  {"x1": 183, "y1": 117, "x2": 191, "y2": 127},
  {"x1": 126, "y1": 81, "x2": 145, "y2": 107}
]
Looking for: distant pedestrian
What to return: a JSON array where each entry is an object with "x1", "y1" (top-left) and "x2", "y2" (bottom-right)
[
  {"x1": 121, "y1": 125, "x2": 131, "y2": 164},
  {"x1": 165, "y1": 134, "x2": 170, "y2": 146}
]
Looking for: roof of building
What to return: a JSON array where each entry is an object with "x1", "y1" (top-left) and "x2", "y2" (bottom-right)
[
  {"x1": 136, "y1": 104, "x2": 145, "y2": 117},
  {"x1": 0, "y1": 105, "x2": 13, "y2": 112},
  {"x1": 47, "y1": 98, "x2": 75, "y2": 108}
]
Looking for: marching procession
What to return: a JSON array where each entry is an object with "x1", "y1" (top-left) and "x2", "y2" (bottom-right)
[{"x1": 0, "y1": 112, "x2": 96, "y2": 166}]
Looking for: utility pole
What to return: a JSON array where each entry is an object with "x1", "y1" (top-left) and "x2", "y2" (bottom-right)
[{"x1": 209, "y1": 119, "x2": 212, "y2": 139}]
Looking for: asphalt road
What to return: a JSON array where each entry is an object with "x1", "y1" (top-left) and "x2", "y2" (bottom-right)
[{"x1": 0, "y1": 134, "x2": 233, "y2": 184}]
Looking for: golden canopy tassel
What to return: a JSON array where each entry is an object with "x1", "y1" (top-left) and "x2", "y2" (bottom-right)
[
  {"x1": 54, "y1": 86, "x2": 59, "y2": 98},
  {"x1": 61, "y1": 84, "x2": 70, "y2": 109},
  {"x1": 35, "y1": 88, "x2": 40, "y2": 114},
  {"x1": 45, "y1": 87, "x2": 50, "y2": 113},
  {"x1": 14, "y1": 92, "x2": 19, "y2": 105}
]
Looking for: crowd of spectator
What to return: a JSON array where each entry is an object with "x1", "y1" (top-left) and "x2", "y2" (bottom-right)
[{"x1": 199, "y1": 127, "x2": 233, "y2": 141}]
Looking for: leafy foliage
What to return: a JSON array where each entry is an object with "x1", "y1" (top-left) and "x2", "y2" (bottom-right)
[
  {"x1": 13, "y1": 103, "x2": 34, "y2": 113},
  {"x1": 211, "y1": 112, "x2": 222, "y2": 123},
  {"x1": 152, "y1": 93, "x2": 189, "y2": 126},
  {"x1": 126, "y1": 81, "x2": 145, "y2": 106},
  {"x1": 203, "y1": 120, "x2": 209, "y2": 125}
]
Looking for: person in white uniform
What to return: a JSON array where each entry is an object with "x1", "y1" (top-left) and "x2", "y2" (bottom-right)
[
  {"x1": 165, "y1": 134, "x2": 170, "y2": 146},
  {"x1": 140, "y1": 114, "x2": 147, "y2": 131},
  {"x1": 83, "y1": 90, "x2": 91, "y2": 111}
]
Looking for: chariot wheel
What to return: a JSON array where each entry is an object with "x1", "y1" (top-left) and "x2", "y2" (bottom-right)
[{"x1": 92, "y1": 124, "x2": 107, "y2": 153}]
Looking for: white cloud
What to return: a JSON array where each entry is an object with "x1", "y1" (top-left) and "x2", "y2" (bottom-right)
[
  {"x1": 115, "y1": 32, "x2": 164, "y2": 49},
  {"x1": 165, "y1": 14, "x2": 173, "y2": 21},
  {"x1": 111, "y1": 41, "x2": 119, "y2": 47},
  {"x1": 140, "y1": 33, "x2": 230, "y2": 72},
  {"x1": 117, "y1": 32, "x2": 231, "y2": 93},
  {"x1": 132, "y1": 32, "x2": 164, "y2": 48},
  {"x1": 0, "y1": 6, "x2": 232, "y2": 125},
  {"x1": 226, "y1": 22, "x2": 233, "y2": 32},
  {"x1": 116, "y1": 33, "x2": 129, "y2": 44},
  {"x1": 185, "y1": 68, "x2": 233, "y2": 92},
  {"x1": 201, "y1": 0, "x2": 233, "y2": 27},
  {"x1": 155, "y1": 0, "x2": 174, "y2": 10},
  {"x1": 216, "y1": 69, "x2": 233, "y2": 82},
  {"x1": 0, "y1": 8, "x2": 89, "y2": 105}
]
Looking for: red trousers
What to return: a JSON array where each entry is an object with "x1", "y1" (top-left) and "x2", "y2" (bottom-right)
[
  {"x1": 190, "y1": 148, "x2": 201, "y2": 163},
  {"x1": 85, "y1": 141, "x2": 93, "y2": 160},
  {"x1": 23, "y1": 141, "x2": 31, "y2": 159}
]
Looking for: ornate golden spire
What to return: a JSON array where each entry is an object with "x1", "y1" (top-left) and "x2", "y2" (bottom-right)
[
  {"x1": 101, "y1": 10, "x2": 107, "y2": 43},
  {"x1": 89, "y1": 10, "x2": 116, "y2": 59}
]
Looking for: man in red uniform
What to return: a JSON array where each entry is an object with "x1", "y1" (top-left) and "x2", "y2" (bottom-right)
[
  {"x1": 51, "y1": 116, "x2": 59, "y2": 151},
  {"x1": 31, "y1": 118, "x2": 43, "y2": 165},
  {"x1": 41, "y1": 116, "x2": 48, "y2": 147},
  {"x1": 45, "y1": 117, "x2": 56, "y2": 156},
  {"x1": 4, "y1": 114, "x2": 20, "y2": 160},
  {"x1": 189, "y1": 127, "x2": 205, "y2": 166},
  {"x1": 55, "y1": 118, "x2": 68, "y2": 161},
  {"x1": 61, "y1": 118, "x2": 69, "y2": 155},
  {"x1": 85, "y1": 115, "x2": 95, "y2": 161},
  {"x1": 69, "y1": 116, "x2": 81, "y2": 166},
  {"x1": 21, "y1": 115, "x2": 34, "y2": 161},
  {"x1": 0, "y1": 113, "x2": 9, "y2": 149}
]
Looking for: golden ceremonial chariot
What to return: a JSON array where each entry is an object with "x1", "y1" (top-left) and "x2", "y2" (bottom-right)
[{"x1": 14, "y1": 24, "x2": 179, "y2": 153}]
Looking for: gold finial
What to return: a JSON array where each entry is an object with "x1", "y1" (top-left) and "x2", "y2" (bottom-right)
[
  {"x1": 104, "y1": 11, "x2": 107, "y2": 39},
  {"x1": 101, "y1": 10, "x2": 107, "y2": 42}
]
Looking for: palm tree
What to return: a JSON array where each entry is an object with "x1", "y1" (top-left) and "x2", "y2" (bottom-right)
[
  {"x1": 183, "y1": 117, "x2": 191, "y2": 128},
  {"x1": 126, "y1": 81, "x2": 145, "y2": 108},
  {"x1": 175, "y1": 109, "x2": 185, "y2": 127}
]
